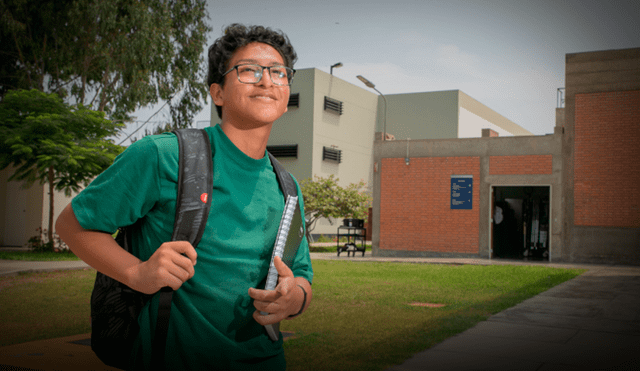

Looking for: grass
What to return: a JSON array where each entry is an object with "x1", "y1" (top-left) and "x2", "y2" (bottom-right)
[
  {"x1": 0, "y1": 269, "x2": 95, "y2": 347},
  {"x1": 0, "y1": 250, "x2": 80, "y2": 261},
  {"x1": 0, "y1": 261, "x2": 584, "y2": 370},
  {"x1": 280, "y1": 261, "x2": 584, "y2": 371}
]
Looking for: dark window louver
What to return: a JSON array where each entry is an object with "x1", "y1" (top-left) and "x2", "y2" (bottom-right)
[
  {"x1": 324, "y1": 96, "x2": 343, "y2": 115},
  {"x1": 288, "y1": 93, "x2": 299, "y2": 107},
  {"x1": 267, "y1": 144, "x2": 298, "y2": 158},
  {"x1": 322, "y1": 146, "x2": 342, "y2": 163}
]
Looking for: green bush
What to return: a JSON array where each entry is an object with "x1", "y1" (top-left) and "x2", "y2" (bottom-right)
[
  {"x1": 315, "y1": 235, "x2": 332, "y2": 243},
  {"x1": 25, "y1": 227, "x2": 68, "y2": 252},
  {"x1": 26, "y1": 229, "x2": 54, "y2": 253}
]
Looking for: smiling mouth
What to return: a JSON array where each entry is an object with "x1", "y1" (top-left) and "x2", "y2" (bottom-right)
[
  {"x1": 251, "y1": 93, "x2": 276, "y2": 100},
  {"x1": 251, "y1": 95, "x2": 276, "y2": 100}
]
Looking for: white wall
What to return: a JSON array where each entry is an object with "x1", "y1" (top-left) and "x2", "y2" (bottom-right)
[
  {"x1": 42, "y1": 186, "x2": 79, "y2": 244},
  {"x1": 458, "y1": 106, "x2": 513, "y2": 138},
  {"x1": 2, "y1": 176, "x2": 27, "y2": 246},
  {"x1": 311, "y1": 69, "x2": 378, "y2": 187},
  {"x1": 1, "y1": 166, "x2": 45, "y2": 247},
  {"x1": 310, "y1": 69, "x2": 378, "y2": 236},
  {"x1": 269, "y1": 68, "x2": 316, "y2": 182}
]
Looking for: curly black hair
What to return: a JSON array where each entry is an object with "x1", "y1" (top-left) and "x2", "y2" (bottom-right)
[{"x1": 207, "y1": 24, "x2": 297, "y2": 119}]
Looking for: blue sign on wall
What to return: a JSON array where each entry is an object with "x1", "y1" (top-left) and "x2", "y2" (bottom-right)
[{"x1": 451, "y1": 175, "x2": 473, "y2": 210}]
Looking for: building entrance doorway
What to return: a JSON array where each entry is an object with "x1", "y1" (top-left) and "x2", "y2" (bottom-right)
[{"x1": 492, "y1": 186, "x2": 550, "y2": 261}]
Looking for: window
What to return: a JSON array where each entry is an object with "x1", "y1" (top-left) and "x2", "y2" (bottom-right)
[
  {"x1": 288, "y1": 93, "x2": 299, "y2": 108},
  {"x1": 322, "y1": 146, "x2": 342, "y2": 163},
  {"x1": 324, "y1": 96, "x2": 343, "y2": 115},
  {"x1": 267, "y1": 144, "x2": 298, "y2": 158}
]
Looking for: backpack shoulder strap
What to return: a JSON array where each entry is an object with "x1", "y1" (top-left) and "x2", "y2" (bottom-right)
[
  {"x1": 267, "y1": 152, "x2": 305, "y2": 267},
  {"x1": 153, "y1": 128, "x2": 212, "y2": 370},
  {"x1": 268, "y1": 152, "x2": 297, "y2": 198},
  {"x1": 172, "y1": 128, "x2": 213, "y2": 245}
]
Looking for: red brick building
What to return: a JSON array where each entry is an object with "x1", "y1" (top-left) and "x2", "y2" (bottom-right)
[{"x1": 372, "y1": 47, "x2": 640, "y2": 264}]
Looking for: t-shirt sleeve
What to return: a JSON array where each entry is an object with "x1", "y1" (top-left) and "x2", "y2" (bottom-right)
[
  {"x1": 291, "y1": 178, "x2": 313, "y2": 285},
  {"x1": 71, "y1": 136, "x2": 161, "y2": 234}
]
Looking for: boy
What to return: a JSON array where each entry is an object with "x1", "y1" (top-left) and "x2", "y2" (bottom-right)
[{"x1": 56, "y1": 24, "x2": 312, "y2": 370}]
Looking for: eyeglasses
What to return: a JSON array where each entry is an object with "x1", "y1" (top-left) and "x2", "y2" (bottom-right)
[{"x1": 221, "y1": 64, "x2": 295, "y2": 86}]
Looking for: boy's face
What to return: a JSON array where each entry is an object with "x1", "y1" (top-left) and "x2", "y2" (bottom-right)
[{"x1": 210, "y1": 42, "x2": 289, "y2": 129}]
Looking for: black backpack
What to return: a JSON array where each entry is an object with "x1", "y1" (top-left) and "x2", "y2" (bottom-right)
[{"x1": 89, "y1": 128, "x2": 303, "y2": 370}]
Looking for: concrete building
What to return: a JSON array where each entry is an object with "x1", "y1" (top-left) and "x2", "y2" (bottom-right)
[
  {"x1": 0, "y1": 166, "x2": 74, "y2": 247},
  {"x1": 266, "y1": 68, "x2": 531, "y2": 237},
  {"x1": 267, "y1": 68, "x2": 379, "y2": 190},
  {"x1": 380, "y1": 90, "x2": 532, "y2": 140},
  {"x1": 372, "y1": 47, "x2": 640, "y2": 264},
  {"x1": 561, "y1": 47, "x2": 640, "y2": 263},
  {"x1": 0, "y1": 68, "x2": 534, "y2": 247},
  {"x1": 8, "y1": 46, "x2": 633, "y2": 264}
]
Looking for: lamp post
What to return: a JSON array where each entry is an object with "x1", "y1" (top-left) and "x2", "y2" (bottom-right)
[
  {"x1": 357, "y1": 75, "x2": 387, "y2": 141},
  {"x1": 330, "y1": 62, "x2": 343, "y2": 75}
]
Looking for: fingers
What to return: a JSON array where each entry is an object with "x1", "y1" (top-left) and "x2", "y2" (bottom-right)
[
  {"x1": 250, "y1": 283, "x2": 301, "y2": 325},
  {"x1": 248, "y1": 289, "x2": 285, "y2": 325},
  {"x1": 248, "y1": 275, "x2": 295, "y2": 302},
  {"x1": 248, "y1": 286, "x2": 280, "y2": 302},
  {"x1": 246, "y1": 258, "x2": 306, "y2": 325},
  {"x1": 157, "y1": 241, "x2": 197, "y2": 279},
  {"x1": 274, "y1": 256, "x2": 294, "y2": 295},
  {"x1": 168, "y1": 240, "x2": 198, "y2": 266},
  {"x1": 273, "y1": 256, "x2": 292, "y2": 277},
  {"x1": 252, "y1": 298, "x2": 283, "y2": 317},
  {"x1": 134, "y1": 241, "x2": 197, "y2": 294},
  {"x1": 252, "y1": 309, "x2": 280, "y2": 326},
  {"x1": 249, "y1": 276, "x2": 301, "y2": 324},
  {"x1": 247, "y1": 256, "x2": 294, "y2": 301}
]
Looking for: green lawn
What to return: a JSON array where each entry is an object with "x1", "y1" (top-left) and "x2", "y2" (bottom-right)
[
  {"x1": 0, "y1": 250, "x2": 80, "y2": 261},
  {"x1": 0, "y1": 269, "x2": 94, "y2": 347},
  {"x1": 0, "y1": 260, "x2": 584, "y2": 371}
]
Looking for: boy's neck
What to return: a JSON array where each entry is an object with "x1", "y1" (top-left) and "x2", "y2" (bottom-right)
[{"x1": 219, "y1": 122, "x2": 273, "y2": 160}]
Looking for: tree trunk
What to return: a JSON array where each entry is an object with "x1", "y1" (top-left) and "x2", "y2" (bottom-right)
[{"x1": 48, "y1": 166, "x2": 55, "y2": 249}]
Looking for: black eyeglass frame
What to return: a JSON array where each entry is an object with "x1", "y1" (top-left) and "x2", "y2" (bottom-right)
[{"x1": 221, "y1": 64, "x2": 296, "y2": 86}]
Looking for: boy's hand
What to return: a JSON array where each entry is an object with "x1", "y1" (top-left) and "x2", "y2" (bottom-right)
[
  {"x1": 130, "y1": 241, "x2": 197, "y2": 294},
  {"x1": 249, "y1": 256, "x2": 301, "y2": 325}
]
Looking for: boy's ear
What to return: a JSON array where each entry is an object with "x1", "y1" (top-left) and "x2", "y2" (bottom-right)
[{"x1": 210, "y1": 84, "x2": 223, "y2": 106}]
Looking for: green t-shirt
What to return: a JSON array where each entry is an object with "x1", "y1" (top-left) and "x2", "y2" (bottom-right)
[{"x1": 72, "y1": 125, "x2": 313, "y2": 370}]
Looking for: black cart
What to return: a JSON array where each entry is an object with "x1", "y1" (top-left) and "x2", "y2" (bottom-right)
[{"x1": 337, "y1": 219, "x2": 366, "y2": 257}]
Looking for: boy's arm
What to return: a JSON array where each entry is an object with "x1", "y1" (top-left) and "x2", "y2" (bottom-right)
[{"x1": 56, "y1": 203, "x2": 197, "y2": 295}]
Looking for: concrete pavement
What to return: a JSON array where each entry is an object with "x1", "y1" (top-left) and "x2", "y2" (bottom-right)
[
  {"x1": 0, "y1": 259, "x2": 90, "y2": 276},
  {"x1": 384, "y1": 264, "x2": 640, "y2": 371},
  {"x1": 1, "y1": 252, "x2": 639, "y2": 370}
]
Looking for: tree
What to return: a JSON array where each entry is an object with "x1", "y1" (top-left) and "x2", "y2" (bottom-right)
[
  {"x1": 299, "y1": 175, "x2": 372, "y2": 242},
  {"x1": 0, "y1": 89, "x2": 124, "y2": 246},
  {"x1": 0, "y1": 0, "x2": 211, "y2": 128}
]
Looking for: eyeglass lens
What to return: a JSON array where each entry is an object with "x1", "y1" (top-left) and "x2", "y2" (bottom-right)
[{"x1": 236, "y1": 64, "x2": 292, "y2": 85}]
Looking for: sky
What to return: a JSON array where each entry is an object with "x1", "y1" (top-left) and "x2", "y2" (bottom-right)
[{"x1": 126, "y1": 0, "x2": 639, "y2": 142}]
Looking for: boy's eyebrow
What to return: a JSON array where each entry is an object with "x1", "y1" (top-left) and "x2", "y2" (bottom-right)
[{"x1": 234, "y1": 58, "x2": 285, "y2": 66}]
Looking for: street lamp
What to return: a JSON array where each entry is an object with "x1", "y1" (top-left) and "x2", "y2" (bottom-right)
[
  {"x1": 330, "y1": 62, "x2": 343, "y2": 75},
  {"x1": 357, "y1": 75, "x2": 387, "y2": 141}
]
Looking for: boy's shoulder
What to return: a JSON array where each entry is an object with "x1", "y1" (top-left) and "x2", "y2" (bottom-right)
[
  {"x1": 136, "y1": 131, "x2": 179, "y2": 149},
  {"x1": 131, "y1": 127, "x2": 216, "y2": 154}
]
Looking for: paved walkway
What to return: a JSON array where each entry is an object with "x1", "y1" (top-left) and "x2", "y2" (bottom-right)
[
  {"x1": 1, "y1": 252, "x2": 639, "y2": 370},
  {"x1": 0, "y1": 259, "x2": 90, "y2": 276},
  {"x1": 385, "y1": 264, "x2": 640, "y2": 371}
]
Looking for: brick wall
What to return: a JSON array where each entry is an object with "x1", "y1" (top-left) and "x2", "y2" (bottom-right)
[
  {"x1": 574, "y1": 90, "x2": 640, "y2": 228},
  {"x1": 489, "y1": 155, "x2": 553, "y2": 175},
  {"x1": 380, "y1": 157, "x2": 480, "y2": 254},
  {"x1": 482, "y1": 128, "x2": 499, "y2": 137}
]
